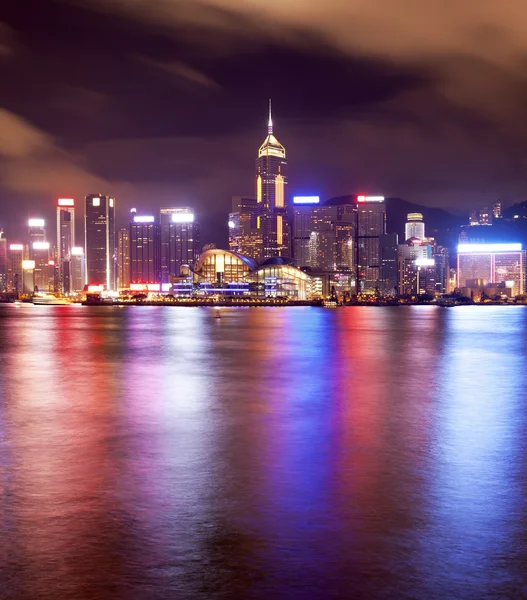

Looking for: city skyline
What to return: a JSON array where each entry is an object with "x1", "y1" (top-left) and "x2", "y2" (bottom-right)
[{"x1": 4, "y1": 1, "x2": 527, "y2": 245}]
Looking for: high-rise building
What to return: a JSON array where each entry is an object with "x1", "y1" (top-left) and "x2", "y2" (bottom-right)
[
  {"x1": 22, "y1": 260, "x2": 35, "y2": 294},
  {"x1": 433, "y1": 245, "x2": 450, "y2": 294},
  {"x1": 398, "y1": 238, "x2": 433, "y2": 295},
  {"x1": 28, "y1": 219, "x2": 46, "y2": 259},
  {"x1": 168, "y1": 208, "x2": 200, "y2": 277},
  {"x1": 130, "y1": 215, "x2": 161, "y2": 284},
  {"x1": 256, "y1": 102, "x2": 288, "y2": 258},
  {"x1": 457, "y1": 243, "x2": 525, "y2": 296},
  {"x1": 405, "y1": 213, "x2": 425, "y2": 242},
  {"x1": 292, "y1": 196, "x2": 321, "y2": 268},
  {"x1": 56, "y1": 198, "x2": 75, "y2": 293},
  {"x1": 70, "y1": 247, "x2": 85, "y2": 292},
  {"x1": 357, "y1": 196, "x2": 386, "y2": 293},
  {"x1": 160, "y1": 207, "x2": 183, "y2": 283},
  {"x1": 118, "y1": 227, "x2": 131, "y2": 289},
  {"x1": 85, "y1": 194, "x2": 116, "y2": 289},
  {"x1": 32, "y1": 242, "x2": 51, "y2": 292},
  {"x1": 8, "y1": 244, "x2": 24, "y2": 294},
  {"x1": 0, "y1": 230, "x2": 7, "y2": 292},
  {"x1": 228, "y1": 196, "x2": 261, "y2": 260},
  {"x1": 380, "y1": 233, "x2": 399, "y2": 295}
]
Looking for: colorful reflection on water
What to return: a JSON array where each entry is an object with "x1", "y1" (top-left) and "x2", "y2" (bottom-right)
[{"x1": 1, "y1": 305, "x2": 526, "y2": 599}]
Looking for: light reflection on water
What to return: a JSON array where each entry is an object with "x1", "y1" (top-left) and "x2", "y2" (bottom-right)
[{"x1": 1, "y1": 305, "x2": 527, "y2": 599}]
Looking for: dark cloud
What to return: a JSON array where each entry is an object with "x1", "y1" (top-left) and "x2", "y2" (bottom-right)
[{"x1": 1, "y1": 0, "x2": 527, "y2": 244}]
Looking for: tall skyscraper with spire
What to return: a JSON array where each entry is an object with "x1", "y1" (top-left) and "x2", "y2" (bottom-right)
[{"x1": 256, "y1": 101, "x2": 289, "y2": 258}]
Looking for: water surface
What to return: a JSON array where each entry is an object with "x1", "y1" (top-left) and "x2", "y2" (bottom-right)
[{"x1": 1, "y1": 305, "x2": 526, "y2": 599}]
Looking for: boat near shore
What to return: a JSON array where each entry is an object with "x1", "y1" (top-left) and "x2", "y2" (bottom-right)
[{"x1": 32, "y1": 294, "x2": 72, "y2": 305}]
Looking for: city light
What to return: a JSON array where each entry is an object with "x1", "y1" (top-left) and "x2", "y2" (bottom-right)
[
  {"x1": 133, "y1": 215, "x2": 155, "y2": 223},
  {"x1": 92, "y1": 197, "x2": 100, "y2": 206},
  {"x1": 71, "y1": 247, "x2": 84, "y2": 255},
  {"x1": 9, "y1": 244, "x2": 23, "y2": 251},
  {"x1": 87, "y1": 284, "x2": 104, "y2": 292},
  {"x1": 293, "y1": 196, "x2": 320, "y2": 205},
  {"x1": 48, "y1": 260, "x2": 55, "y2": 266},
  {"x1": 228, "y1": 220, "x2": 236, "y2": 228},
  {"x1": 28, "y1": 218, "x2": 45, "y2": 227},
  {"x1": 32, "y1": 242, "x2": 50, "y2": 250},
  {"x1": 172, "y1": 213, "x2": 194, "y2": 223},
  {"x1": 414, "y1": 258, "x2": 435, "y2": 266},
  {"x1": 57, "y1": 198, "x2": 74, "y2": 206},
  {"x1": 22, "y1": 260, "x2": 35, "y2": 269},
  {"x1": 457, "y1": 243, "x2": 522, "y2": 253},
  {"x1": 130, "y1": 283, "x2": 161, "y2": 291},
  {"x1": 357, "y1": 195, "x2": 385, "y2": 203}
]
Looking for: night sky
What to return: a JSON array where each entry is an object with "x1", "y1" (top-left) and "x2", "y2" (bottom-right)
[{"x1": 2, "y1": 0, "x2": 527, "y2": 244}]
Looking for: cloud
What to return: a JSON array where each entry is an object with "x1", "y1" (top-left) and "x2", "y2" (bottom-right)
[
  {"x1": 0, "y1": 110, "x2": 55, "y2": 158},
  {"x1": 0, "y1": 108, "x2": 110, "y2": 196},
  {"x1": 138, "y1": 56, "x2": 222, "y2": 89}
]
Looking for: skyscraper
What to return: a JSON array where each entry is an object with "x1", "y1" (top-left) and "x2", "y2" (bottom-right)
[
  {"x1": 357, "y1": 196, "x2": 386, "y2": 293},
  {"x1": 160, "y1": 207, "x2": 181, "y2": 283},
  {"x1": 0, "y1": 230, "x2": 7, "y2": 292},
  {"x1": 292, "y1": 196, "x2": 321, "y2": 268},
  {"x1": 56, "y1": 198, "x2": 75, "y2": 293},
  {"x1": 130, "y1": 216, "x2": 161, "y2": 284},
  {"x1": 28, "y1": 219, "x2": 46, "y2": 259},
  {"x1": 70, "y1": 247, "x2": 85, "y2": 293},
  {"x1": 405, "y1": 213, "x2": 425, "y2": 241},
  {"x1": 256, "y1": 101, "x2": 288, "y2": 258},
  {"x1": 85, "y1": 194, "x2": 116, "y2": 289},
  {"x1": 8, "y1": 244, "x2": 24, "y2": 294},
  {"x1": 118, "y1": 227, "x2": 131, "y2": 289},
  {"x1": 32, "y1": 242, "x2": 51, "y2": 292},
  {"x1": 229, "y1": 196, "x2": 261, "y2": 260},
  {"x1": 168, "y1": 208, "x2": 200, "y2": 277}
]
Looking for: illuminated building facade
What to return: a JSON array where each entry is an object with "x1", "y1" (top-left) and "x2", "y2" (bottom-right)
[
  {"x1": 130, "y1": 216, "x2": 161, "y2": 284},
  {"x1": 248, "y1": 257, "x2": 312, "y2": 300},
  {"x1": 22, "y1": 260, "x2": 35, "y2": 294},
  {"x1": 56, "y1": 198, "x2": 75, "y2": 293},
  {"x1": 195, "y1": 249, "x2": 257, "y2": 289},
  {"x1": 7, "y1": 244, "x2": 24, "y2": 293},
  {"x1": 70, "y1": 247, "x2": 85, "y2": 292},
  {"x1": 256, "y1": 102, "x2": 288, "y2": 258},
  {"x1": 292, "y1": 197, "x2": 320, "y2": 268},
  {"x1": 457, "y1": 243, "x2": 526, "y2": 296},
  {"x1": 32, "y1": 242, "x2": 51, "y2": 292},
  {"x1": 168, "y1": 208, "x2": 200, "y2": 277},
  {"x1": 85, "y1": 194, "x2": 116, "y2": 289},
  {"x1": 405, "y1": 213, "x2": 425, "y2": 241},
  {"x1": 0, "y1": 230, "x2": 6, "y2": 292},
  {"x1": 118, "y1": 227, "x2": 130, "y2": 289},
  {"x1": 229, "y1": 196, "x2": 261, "y2": 260},
  {"x1": 357, "y1": 196, "x2": 386, "y2": 293},
  {"x1": 433, "y1": 245, "x2": 450, "y2": 294},
  {"x1": 28, "y1": 219, "x2": 46, "y2": 259},
  {"x1": 398, "y1": 238, "x2": 433, "y2": 295}
]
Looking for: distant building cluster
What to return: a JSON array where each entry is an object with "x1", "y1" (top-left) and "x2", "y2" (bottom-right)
[{"x1": 0, "y1": 105, "x2": 525, "y2": 303}]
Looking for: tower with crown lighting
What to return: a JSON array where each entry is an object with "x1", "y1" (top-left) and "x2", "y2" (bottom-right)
[{"x1": 255, "y1": 101, "x2": 289, "y2": 258}]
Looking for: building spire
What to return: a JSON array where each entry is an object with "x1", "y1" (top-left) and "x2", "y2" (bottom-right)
[{"x1": 268, "y1": 98, "x2": 273, "y2": 134}]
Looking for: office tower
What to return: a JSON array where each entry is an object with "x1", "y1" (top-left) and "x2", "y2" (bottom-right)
[
  {"x1": 380, "y1": 233, "x2": 399, "y2": 295},
  {"x1": 398, "y1": 238, "x2": 433, "y2": 295},
  {"x1": 85, "y1": 194, "x2": 116, "y2": 289},
  {"x1": 469, "y1": 206, "x2": 493, "y2": 226},
  {"x1": 118, "y1": 227, "x2": 131, "y2": 289},
  {"x1": 433, "y1": 245, "x2": 450, "y2": 294},
  {"x1": 292, "y1": 196, "x2": 320, "y2": 268},
  {"x1": 56, "y1": 198, "x2": 75, "y2": 293},
  {"x1": 457, "y1": 243, "x2": 525, "y2": 296},
  {"x1": 70, "y1": 247, "x2": 85, "y2": 292},
  {"x1": 130, "y1": 215, "x2": 161, "y2": 284},
  {"x1": 160, "y1": 208, "x2": 179, "y2": 283},
  {"x1": 28, "y1": 219, "x2": 46, "y2": 258},
  {"x1": 0, "y1": 230, "x2": 7, "y2": 292},
  {"x1": 8, "y1": 244, "x2": 24, "y2": 293},
  {"x1": 357, "y1": 196, "x2": 386, "y2": 293},
  {"x1": 32, "y1": 242, "x2": 51, "y2": 291},
  {"x1": 405, "y1": 213, "x2": 425, "y2": 241},
  {"x1": 256, "y1": 101, "x2": 288, "y2": 258},
  {"x1": 22, "y1": 260, "x2": 35, "y2": 294},
  {"x1": 168, "y1": 208, "x2": 200, "y2": 277},
  {"x1": 229, "y1": 196, "x2": 261, "y2": 260}
]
